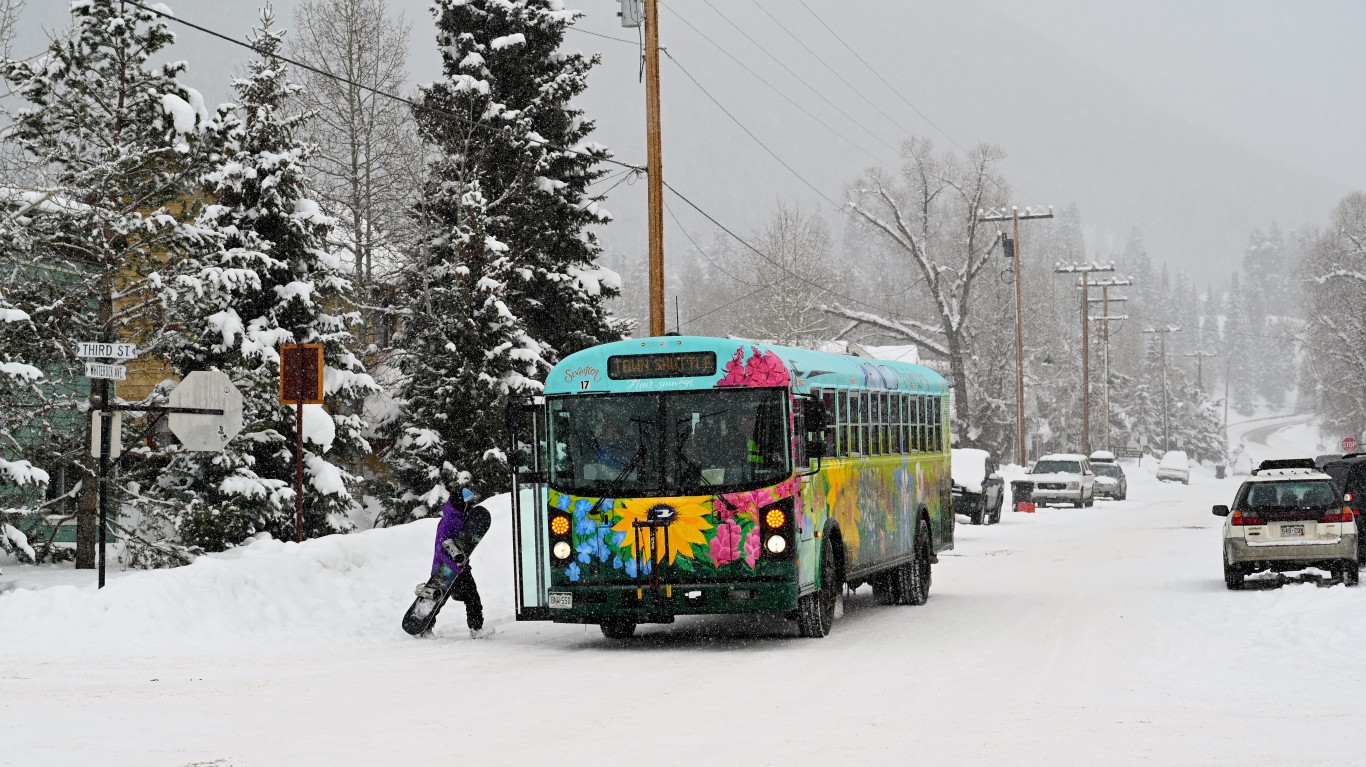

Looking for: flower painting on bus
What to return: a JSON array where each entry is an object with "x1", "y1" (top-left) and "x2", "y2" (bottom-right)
[
  {"x1": 717, "y1": 346, "x2": 791, "y2": 388},
  {"x1": 546, "y1": 477, "x2": 806, "y2": 578}
]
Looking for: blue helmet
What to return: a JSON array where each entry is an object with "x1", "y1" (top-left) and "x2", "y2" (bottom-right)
[{"x1": 460, "y1": 487, "x2": 480, "y2": 504}]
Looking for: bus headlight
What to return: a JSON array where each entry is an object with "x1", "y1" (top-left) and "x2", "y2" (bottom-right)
[
  {"x1": 552, "y1": 541, "x2": 572, "y2": 560},
  {"x1": 765, "y1": 535, "x2": 787, "y2": 554}
]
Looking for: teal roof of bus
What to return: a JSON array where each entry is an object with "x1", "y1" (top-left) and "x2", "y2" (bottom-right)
[{"x1": 544, "y1": 336, "x2": 949, "y2": 396}]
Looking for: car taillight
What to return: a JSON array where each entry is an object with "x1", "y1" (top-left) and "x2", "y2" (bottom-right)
[
  {"x1": 1230, "y1": 510, "x2": 1264, "y2": 526},
  {"x1": 1323, "y1": 508, "x2": 1355, "y2": 523}
]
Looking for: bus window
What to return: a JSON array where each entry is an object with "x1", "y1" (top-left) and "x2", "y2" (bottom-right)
[
  {"x1": 914, "y1": 396, "x2": 925, "y2": 453},
  {"x1": 889, "y1": 394, "x2": 900, "y2": 454},
  {"x1": 858, "y1": 391, "x2": 869, "y2": 455},
  {"x1": 931, "y1": 397, "x2": 943, "y2": 452},
  {"x1": 870, "y1": 391, "x2": 882, "y2": 456},
  {"x1": 841, "y1": 389, "x2": 854, "y2": 457},
  {"x1": 897, "y1": 394, "x2": 907, "y2": 454},
  {"x1": 819, "y1": 388, "x2": 838, "y2": 457}
]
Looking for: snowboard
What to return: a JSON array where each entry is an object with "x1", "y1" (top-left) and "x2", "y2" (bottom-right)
[{"x1": 401, "y1": 496, "x2": 490, "y2": 636}]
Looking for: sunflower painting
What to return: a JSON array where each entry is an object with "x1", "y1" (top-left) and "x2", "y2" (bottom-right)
[{"x1": 612, "y1": 496, "x2": 715, "y2": 566}]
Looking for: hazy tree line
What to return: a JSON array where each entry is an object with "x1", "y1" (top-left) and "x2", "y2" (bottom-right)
[
  {"x1": 0, "y1": 0, "x2": 620, "y2": 565},
  {"x1": 610, "y1": 138, "x2": 1320, "y2": 467}
]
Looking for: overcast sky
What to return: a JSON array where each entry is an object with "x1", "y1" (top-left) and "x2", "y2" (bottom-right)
[{"x1": 16, "y1": 1, "x2": 1366, "y2": 295}]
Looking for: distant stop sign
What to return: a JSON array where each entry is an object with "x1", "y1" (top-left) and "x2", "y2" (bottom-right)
[{"x1": 1344, "y1": 437, "x2": 1360, "y2": 453}]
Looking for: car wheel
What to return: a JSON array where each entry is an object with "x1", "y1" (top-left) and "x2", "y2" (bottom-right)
[
  {"x1": 973, "y1": 498, "x2": 988, "y2": 525},
  {"x1": 600, "y1": 620, "x2": 637, "y2": 639},
  {"x1": 1344, "y1": 563, "x2": 1360, "y2": 587},
  {"x1": 798, "y1": 538, "x2": 839, "y2": 637},
  {"x1": 1223, "y1": 557, "x2": 1244, "y2": 590}
]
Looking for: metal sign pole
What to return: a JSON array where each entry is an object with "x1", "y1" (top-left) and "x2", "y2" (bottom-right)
[
  {"x1": 295, "y1": 400, "x2": 304, "y2": 543},
  {"x1": 98, "y1": 378, "x2": 112, "y2": 589}
]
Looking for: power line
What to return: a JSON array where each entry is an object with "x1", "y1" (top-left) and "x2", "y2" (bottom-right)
[
  {"x1": 123, "y1": 1, "x2": 644, "y2": 174},
  {"x1": 744, "y1": 0, "x2": 915, "y2": 144},
  {"x1": 661, "y1": 50, "x2": 848, "y2": 214},
  {"x1": 680, "y1": 274, "x2": 796, "y2": 330},
  {"x1": 683, "y1": 1, "x2": 899, "y2": 157},
  {"x1": 663, "y1": 198, "x2": 757, "y2": 287},
  {"x1": 661, "y1": 4, "x2": 892, "y2": 166},
  {"x1": 563, "y1": 27, "x2": 638, "y2": 46},
  {"x1": 793, "y1": 0, "x2": 971, "y2": 157},
  {"x1": 663, "y1": 180, "x2": 902, "y2": 318}
]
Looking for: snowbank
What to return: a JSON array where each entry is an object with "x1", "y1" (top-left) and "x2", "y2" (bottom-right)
[{"x1": 0, "y1": 496, "x2": 517, "y2": 657}]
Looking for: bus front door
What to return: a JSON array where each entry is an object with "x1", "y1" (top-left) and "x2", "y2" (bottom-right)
[{"x1": 509, "y1": 398, "x2": 551, "y2": 621}]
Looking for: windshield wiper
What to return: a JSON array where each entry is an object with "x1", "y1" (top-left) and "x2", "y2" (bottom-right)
[{"x1": 585, "y1": 419, "x2": 648, "y2": 520}]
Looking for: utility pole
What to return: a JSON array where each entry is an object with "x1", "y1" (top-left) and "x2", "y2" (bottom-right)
[
  {"x1": 1086, "y1": 278, "x2": 1131, "y2": 452},
  {"x1": 643, "y1": 0, "x2": 666, "y2": 336},
  {"x1": 1144, "y1": 326, "x2": 1182, "y2": 453},
  {"x1": 977, "y1": 205, "x2": 1053, "y2": 465},
  {"x1": 1055, "y1": 262, "x2": 1116, "y2": 454},
  {"x1": 1185, "y1": 350, "x2": 1217, "y2": 390}
]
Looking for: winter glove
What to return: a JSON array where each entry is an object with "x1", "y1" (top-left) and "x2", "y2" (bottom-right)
[{"x1": 442, "y1": 538, "x2": 468, "y2": 565}]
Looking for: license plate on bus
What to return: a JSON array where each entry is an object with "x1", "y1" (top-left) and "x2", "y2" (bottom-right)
[
  {"x1": 1280, "y1": 524, "x2": 1305, "y2": 537},
  {"x1": 548, "y1": 592, "x2": 572, "y2": 609}
]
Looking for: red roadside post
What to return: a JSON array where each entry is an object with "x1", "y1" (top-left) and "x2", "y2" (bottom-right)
[{"x1": 280, "y1": 344, "x2": 324, "y2": 543}]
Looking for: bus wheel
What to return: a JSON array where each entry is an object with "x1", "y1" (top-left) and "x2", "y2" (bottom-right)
[
  {"x1": 600, "y1": 620, "x2": 637, "y2": 639},
  {"x1": 871, "y1": 573, "x2": 896, "y2": 605},
  {"x1": 903, "y1": 517, "x2": 932, "y2": 606},
  {"x1": 798, "y1": 539, "x2": 839, "y2": 637}
]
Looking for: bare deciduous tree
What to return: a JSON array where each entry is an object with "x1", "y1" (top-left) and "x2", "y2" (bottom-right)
[
  {"x1": 289, "y1": 0, "x2": 418, "y2": 292},
  {"x1": 744, "y1": 203, "x2": 840, "y2": 345},
  {"x1": 843, "y1": 138, "x2": 1009, "y2": 433}
]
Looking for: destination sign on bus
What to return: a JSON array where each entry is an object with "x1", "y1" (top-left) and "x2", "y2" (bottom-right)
[{"x1": 607, "y1": 351, "x2": 716, "y2": 380}]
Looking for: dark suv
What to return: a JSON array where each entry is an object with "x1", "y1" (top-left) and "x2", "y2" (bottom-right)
[{"x1": 1322, "y1": 454, "x2": 1366, "y2": 558}]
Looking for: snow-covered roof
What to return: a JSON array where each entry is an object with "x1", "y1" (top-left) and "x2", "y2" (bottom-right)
[
  {"x1": 1039, "y1": 453, "x2": 1088, "y2": 462},
  {"x1": 1243, "y1": 468, "x2": 1330, "y2": 482}
]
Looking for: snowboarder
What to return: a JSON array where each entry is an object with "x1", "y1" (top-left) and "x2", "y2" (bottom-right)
[{"x1": 402, "y1": 488, "x2": 494, "y2": 638}]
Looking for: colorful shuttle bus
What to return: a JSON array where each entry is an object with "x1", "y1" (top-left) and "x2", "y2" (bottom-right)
[{"x1": 508, "y1": 336, "x2": 952, "y2": 638}]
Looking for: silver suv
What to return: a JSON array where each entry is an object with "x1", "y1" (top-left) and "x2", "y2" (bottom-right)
[
  {"x1": 1214, "y1": 468, "x2": 1359, "y2": 589},
  {"x1": 1012, "y1": 453, "x2": 1096, "y2": 509}
]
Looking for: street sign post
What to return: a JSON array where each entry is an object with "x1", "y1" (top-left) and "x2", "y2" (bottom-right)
[
  {"x1": 168, "y1": 371, "x2": 244, "y2": 451},
  {"x1": 281, "y1": 344, "x2": 325, "y2": 543},
  {"x1": 1343, "y1": 437, "x2": 1359, "y2": 454},
  {"x1": 77, "y1": 340, "x2": 138, "y2": 590},
  {"x1": 77, "y1": 341, "x2": 137, "y2": 360},
  {"x1": 84, "y1": 362, "x2": 127, "y2": 381}
]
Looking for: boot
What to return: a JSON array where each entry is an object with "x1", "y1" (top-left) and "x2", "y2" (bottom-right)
[{"x1": 469, "y1": 625, "x2": 496, "y2": 639}]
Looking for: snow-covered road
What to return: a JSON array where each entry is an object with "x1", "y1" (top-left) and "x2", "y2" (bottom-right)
[{"x1": 6, "y1": 444, "x2": 1366, "y2": 766}]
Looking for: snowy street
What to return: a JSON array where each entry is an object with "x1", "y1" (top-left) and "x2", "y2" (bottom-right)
[{"x1": 5, "y1": 418, "x2": 1363, "y2": 766}]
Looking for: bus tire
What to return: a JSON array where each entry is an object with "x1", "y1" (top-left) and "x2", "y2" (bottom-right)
[
  {"x1": 871, "y1": 573, "x2": 895, "y2": 605},
  {"x1": 798, "y1": 538, "x2": 839, "y2": 637},
  {"x1": 600, "y1": 620, "x2": 637, "y2": 639},
  {"x1": 903, "y1": 517, "x2": 932, "y2": 606}
]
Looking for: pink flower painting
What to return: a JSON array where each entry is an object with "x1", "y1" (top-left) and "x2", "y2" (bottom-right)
[
  {"x1": 717, "y1": 346, "x2": 791, "y2": 388},
  {"x1": 743, "y1": 526, "x2": 761, "y2": 568},
  {"x1": 710, "y1": 519, "x2": 743, "y2": 566}
]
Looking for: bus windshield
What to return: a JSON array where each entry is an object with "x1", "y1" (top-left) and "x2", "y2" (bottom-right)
[{"x1": 547, "y1": 388, "x2": 790, "y2": 497}]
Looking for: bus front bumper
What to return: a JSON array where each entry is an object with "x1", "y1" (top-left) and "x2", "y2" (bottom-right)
[{"x1": 546, "y1": 579, "x2": 800, "y2": 623}]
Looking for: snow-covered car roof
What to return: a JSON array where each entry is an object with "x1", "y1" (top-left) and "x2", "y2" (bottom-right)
[
  {"x1": 1089, "y1": 450, "x2": 1116, "y2": 462},
  {"x1": 951, "y1": 448, "x2": 991, "y2": 493},
  {"x1": 1038, "y1": 453, "x2": 1088, "y2": 462}
]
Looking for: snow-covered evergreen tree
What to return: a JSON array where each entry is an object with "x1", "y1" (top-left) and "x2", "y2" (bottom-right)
[
  {"x1": 140, "y1": 9, "x2": 376, "y2": 563},
  {"x1": 381, "y1": 0, "x2": 609, "y2": 520},
  {"x1": 0, "y1": 286, "x2": 47, "y2": 563},
  {"x1": 2, "y1": 0, "x2": 217, "y2": 567},
  {"x1": 422, "y1": 0, "x2": 621, "y2": 366}
]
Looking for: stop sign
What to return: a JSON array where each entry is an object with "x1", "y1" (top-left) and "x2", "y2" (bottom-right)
[
  {"x1": 1343, "y1": 437, "x2": 1360, "y2": 454},
  {"x1": 168, "y1": 370, "x2": 244, "y2": 451}
]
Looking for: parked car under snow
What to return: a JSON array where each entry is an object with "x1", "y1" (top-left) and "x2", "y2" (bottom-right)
[{"x1": 952, "y1": 448, "x2": 1004, "y2": 525}]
